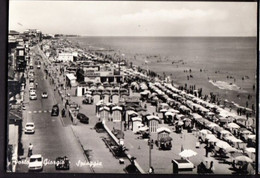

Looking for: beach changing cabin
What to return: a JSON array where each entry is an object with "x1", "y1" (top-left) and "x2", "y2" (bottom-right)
[
  {"x1": 112, "y1": 106, "x2": 122, "y2": 122},
  {"x1": 111, "y1": 93, "x2": 119, "y2": 103},
  {"x1": 99, "y1": 106, "x2": 110, "y2": 120},
  {"x1": 157, "y1": 127, "x2": 172, "y2": 150},
  {"x1": 147, "y1": 115, "x2": 160, "y2": 133},
  {"x1": 131, "y1": 117, "x2": 143, "y2": 132}
]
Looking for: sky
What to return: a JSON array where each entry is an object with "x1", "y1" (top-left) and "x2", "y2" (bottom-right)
[{"x1": 8, "y1": 1, "x2": 257, "y2": 37}]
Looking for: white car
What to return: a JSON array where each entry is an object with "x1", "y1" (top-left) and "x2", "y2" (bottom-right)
[
  {"x1": 28, "y1": 154, "x2": 43, "y2": 171},
  {"x1": 24, "y1": 122, "x2": 35, "y2": 134},
  {"x1": 37, "y1": 65, "x2": 41, "y2": 69},
  {"x1": 30, "y1": 93, "x2": 37, "y2": 100},
  {"x1": 41, "y1": 92, "x2": 48, "y2": 98}
]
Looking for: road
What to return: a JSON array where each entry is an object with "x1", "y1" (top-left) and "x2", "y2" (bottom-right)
[{"x1": 16, "y1": 46, "x2": 92, "y2": 173}]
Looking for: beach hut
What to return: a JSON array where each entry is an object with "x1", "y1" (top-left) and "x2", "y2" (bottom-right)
[
  {"x1": 126, "y1": 110, "x2": 139, "y2": 129},
  {"x1": 93, "y1": 92, "x2": 101, "y2": 104},
  {"x1": 95, "y1": 100, "x2": 104, "y2": 113},
  {"x1": 102, "y1": 91, "x2": 110, "y2": 103},
  {"x1": 165, "y1": 111, "x2": 175, "y2": 124},
  {"x1": 156, "y1": 127, "x2": 172, "y2": 150},
  {"x1": 147, "y1": 115, "x2": 160, "y2": 133},
  {"x1": 111, "y1": 93, "x2": 119, "y2": 103},
  {"x1": 131, "y1": 117, "x2": 143, "y2": 132},
  {"x1": 99, "y1": 106, "x2": 110, "y2": 120},
  {"x1": 112, "y1": 106, "x2": 123, "y2": 122}
]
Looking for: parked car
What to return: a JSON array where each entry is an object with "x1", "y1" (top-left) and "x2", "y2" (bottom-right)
[
  {"x1": 29, "y1": 93, "x2": 37, "y2": 100},
  {"x1": 24, "y1": 122, "x2": 35, "y2": 134},
  {"x1": 82, "y1": 98, "x2": 93, "y2": 104},
  {"x1": 37, "y1": 65, "x2": 41, "y2": 69},
  {"x1": 28, "y1": 154, "x2": 43, "y2": 171},
  {"x1": 77, "y1": 113, "x2": 89, "y2": 124},
  {"x1": 51, "y1": 104, "x2": 59, "y2": 116},
  {"x1": 29, "y1": 78, "x2": 34, "y2": 82},
  {"x1": 41, "y1": 92, "x2": 48, "y2": 98},
  {"x1": 55, "y1": 156, "x2": 70, "y2": 170}
]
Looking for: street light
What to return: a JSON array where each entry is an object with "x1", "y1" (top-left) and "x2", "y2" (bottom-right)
[{"x1": 119, "y1": 54, "x2": 124, "y2": 132}]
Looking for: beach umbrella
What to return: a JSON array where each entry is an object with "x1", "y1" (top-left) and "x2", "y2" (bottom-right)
[
  {"x1": 245, "y1": 147, "x2": 255, "y2": 153},
  {"x1": 205, "y1": 134, "x2": 217, "y2": 141},
  {"x1": 234, "y1": 156, "x2": 253, "y2": 163},
  {"x1": 177, "y1": 120, "x2": 184, "y2": 126},
  {"x1": 216, "y1": 140, "x2": 231, "y2": 150},
  {"x1": 168, "y1": 108, "x2": 180, "y2": 113},
  {"x1": 160, "y1": 108, "x2": 168, "y2": 113},
  {"x1": 199, "y1": 129, "x2": 212, "y2": 135},
  {"x1": 207, "y1": 112, "x2": 215, "y2": 116},
  {"x1": 208, "y1": 136, "x2": 219, "y2": 143},
  {"x1": 179, "y1": 149, "x2": 197, "y2": 158},
  {"x1": 219, "y1": 117, "x2": 228, "y2": 123},
  {"x1": 225, "y1": 147, "x2": 240, "y2": 153},
  {"x1": 138, "y1": 126, "x2": 149, "y2": 132},
  {"x1": 227, "y1": 123, "x2": 240, "y2": 129}
]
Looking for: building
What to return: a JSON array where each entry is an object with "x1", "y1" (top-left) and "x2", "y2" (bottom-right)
[
  {"x1": 15, "y1": 46, "x2": 26, "y2": 72},
  {"x1": 76, "y1": 66, "x2": 122, "y2": 84},
  {"x1": 66, "y1": 73, "x2": 77, "y2": 87}
]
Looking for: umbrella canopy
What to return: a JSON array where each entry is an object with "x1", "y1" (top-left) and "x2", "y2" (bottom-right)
[
  {"x1": 160, "y1": 108, "x2": 168, "y2": 113},
  {"x1": 168, "y1": 108, "x2": 180, "y2": 113},
  {"x1": 227, "y1": 123, "x2": 240, "y2": 129},
  {"x1": 235, "y1": 156, "x2": 253, "y2": 163},
  {"x1": 179, "y1": 149, "x2": 197, "y2": 158},
  {"x1": 207, "y1": 112, "x2": 215, "y2": 116},
  {"x1": 205, "y1": 134, "x2": 217, "y2": 140},
  {"x1": 216, "y1": 140, "x2": 231, "y2": 150},
  {"x1": 177, "y1": 120, "x2": 184, "y2": 126},
  {"x1": 245, "y1": 147, "x2": 255, "y2": 153},
  {"x1": 226, "y1": 147, "x2": 240, "y2": 153},
  {"x1": 199, "y1": 129, "x2": 212, "y2": 135},
  {"x1": 138, "y1": 126, "x2": 149, "y2": 132}
]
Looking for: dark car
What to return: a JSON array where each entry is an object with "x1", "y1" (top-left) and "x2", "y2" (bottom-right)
[
  {"x1": 82, "y1": 98, "x2": 93, "y2": 104},
  {"x1": 55, "y1": 156, "x2": 70, "y2": 170},
  {"x1": 77, "y1": 113, "x2": 89, "y2": 124},
  {"x1": 51, "y1": 104, "x2": 59, "y2": 116}
]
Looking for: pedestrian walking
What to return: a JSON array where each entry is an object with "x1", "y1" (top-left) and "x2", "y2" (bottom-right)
[{"x1": 28, "y1": 143, "x2": 33, "y2": 157}]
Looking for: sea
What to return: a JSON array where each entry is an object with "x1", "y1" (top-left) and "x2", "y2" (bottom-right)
[{"x1": 68, "y1": 36, "x2": 257, "y2": 109}]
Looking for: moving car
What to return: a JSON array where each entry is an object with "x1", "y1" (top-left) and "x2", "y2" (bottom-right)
[
  {"x1": 29, "y1": 93, "x2": 37, "y2": 100},
  {"x1": 41, "y1": 92, "x2": 48, "y2": 98},
  {"x1": 28, "y1": 154, "x2": 43, "y2": 171},
  {"x1": 51, "y1": 104, "x2": 59, "y2": 116},
  {"x1": 77, "y1": 113, "x2": 89, "y2": 124},
  {"x1": 24, "y1": 122, "x2": 35, "y2": 134},
  {"x1": 55, "y1": 156, "x2": 70, "y2": 170}
]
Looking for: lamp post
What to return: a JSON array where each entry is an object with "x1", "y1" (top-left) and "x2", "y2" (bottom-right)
[
  {"x1": 119, "y1": 54, "x2": 124, "y2": 131},
  {"x1": 148, "y1": 126, "x2": 153, "y2": 173}
]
